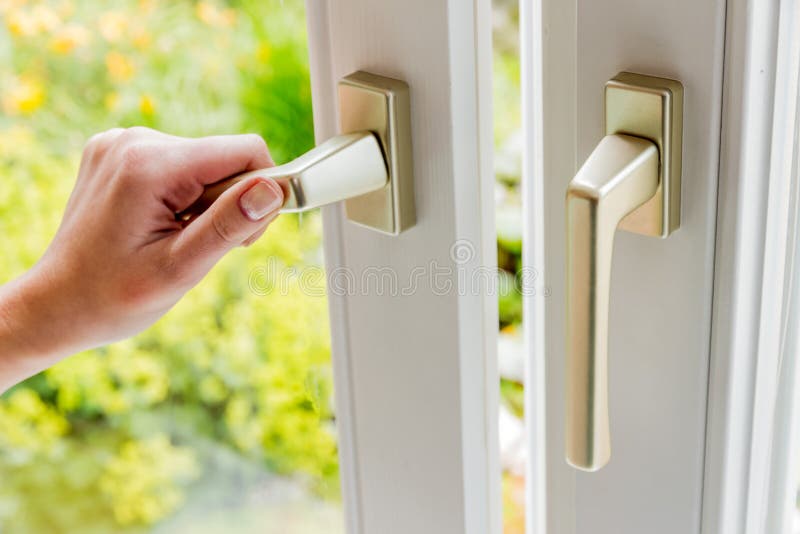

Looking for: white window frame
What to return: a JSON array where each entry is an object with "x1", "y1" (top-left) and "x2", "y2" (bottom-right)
[
  {"x1": 702, "y1": 0, "x2": 800, "y2": 533},
  {"x1": 305, "y1": 1, "x2": 501, "y2": 533}
]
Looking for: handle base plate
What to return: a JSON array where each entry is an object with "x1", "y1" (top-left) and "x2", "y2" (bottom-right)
[
  {"x1": 339, "y1": 71, "x2": 416, "y2": 235},
  {"x1": 606, "y1": 72, "x2": 683, "y2": 237}
]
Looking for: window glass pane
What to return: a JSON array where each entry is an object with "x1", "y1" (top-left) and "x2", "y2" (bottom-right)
[
  {"x1": 492, "y1": 1, "x2": 525, "y2": 532},
  {"x1": 0, "y1": 1, "x2": 343, "y2": 532}
]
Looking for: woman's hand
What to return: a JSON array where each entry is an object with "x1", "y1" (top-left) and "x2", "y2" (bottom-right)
[{"x1": 0, "y1": 127, "x2": 284, "y2": 390}]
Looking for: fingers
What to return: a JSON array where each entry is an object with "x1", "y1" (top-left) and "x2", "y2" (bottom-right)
[
  {"x1": 90, "y1": 128, "x2": 274, "y2": 212},
  {"x1": 170, "y1": 178, "x2": 284, "y2": 282},
  {"x1": 161, "y1": 133, "x2": 274, "y2": 211},
  {"x1": 173, "y1": 133, "x2": 274, "y2": 183}
]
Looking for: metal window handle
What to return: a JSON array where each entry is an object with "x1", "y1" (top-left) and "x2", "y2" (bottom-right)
[
  {"x1": 565, "y1": 72, "x2": 683, "y2": 471},
  {"x1": 179, "y1": 132, "x2": 387, "y2": 216},
  {"x1": 179, "y1": 71, "x2": 415, "y2": 235}
]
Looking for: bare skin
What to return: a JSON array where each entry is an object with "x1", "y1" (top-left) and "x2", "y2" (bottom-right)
[{"x1": 0, "y1": 127, "x2": 285, "y2": 392}]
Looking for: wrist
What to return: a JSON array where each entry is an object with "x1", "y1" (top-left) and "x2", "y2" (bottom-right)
[{"x1": 0, "y1": 266, "x2": 80, "y2": 391}]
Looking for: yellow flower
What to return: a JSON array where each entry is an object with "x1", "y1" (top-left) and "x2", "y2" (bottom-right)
[
  {"x1": 104, "y1": 92, "x2": 120, "y2": 111},
  {"x1": 196, "y1": 1, "x2": 236, "y2": 27},
  {"x1": 5, "y1": 9, "x2": 36, "y2": 36},
  {"x1": 106, "y1": 51, "x2": 134, "y2": 82},
  {"x1": 139, "y1": 94, "x2": 155, "y2": 116},
  {"x1": 6, "y1": 4, "x2": 61, "y2": 37},
  {"x1": 98, "y1": 10, "x2": 126, "y2": 42},
  {"x1": 50, "y1": 23, "x2": 90, "y2": 54},
  {"x1": 131, "y1": 26, "x2": 151, "y2": 49},
  {"x1": 256, "y1": 43, "x2": 271, "y2": 62},
  {"x1": 221, "y1": 8, "x2": 236, "y2": 26},
  {"x1": 1, "y1": 75, "x2": 45, "y2": 115}
]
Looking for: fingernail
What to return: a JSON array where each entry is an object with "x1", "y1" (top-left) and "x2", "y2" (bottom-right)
[{"x1": 239, "y1": 180, "x2": 283, "y2": 221}]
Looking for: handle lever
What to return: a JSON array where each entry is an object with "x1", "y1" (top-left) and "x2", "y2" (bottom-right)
[
  {"x1": 178, "y1": 132, "x2": 387, "y2": 219},
  {"x1": 566, "y1": 134, "x2": 658, "y2": 470},
  {"x1": 179, "y1": 71, "x2": 415, "y2": 235},
  {"x1": 565, "y1": 72, "x2": 683, "y2": 471}
]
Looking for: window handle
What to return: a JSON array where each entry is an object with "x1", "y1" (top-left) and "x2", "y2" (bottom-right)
[
  {"x1": 565, "y1": 72, "x2": 683, "y2": 471},
  {"x1": 179, "y1": 71, "x2": 415, "y2": 235},
  {"x1": 180, "y1": 131, "x2": 387, "y2": 215}
]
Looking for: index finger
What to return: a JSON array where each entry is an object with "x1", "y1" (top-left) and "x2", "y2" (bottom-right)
[{"x1": 158, "y1": 133, "x2": 274, "y2": 212}]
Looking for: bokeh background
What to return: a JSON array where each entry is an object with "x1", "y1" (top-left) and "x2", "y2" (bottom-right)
[{"x1": 0, "y1": 0, "x2": 524, "y2": 532}]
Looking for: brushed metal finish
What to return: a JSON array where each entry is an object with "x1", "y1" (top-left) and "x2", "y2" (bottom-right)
[
  {"x1": 608, "y1": 72, "x2": 683, "y2": 237},
  {"x1": 566, "y1": 134, "x2": 658, "y2": 471},
  {"x1": 565, "y1": 72, "x2": 683, "y2": 472},
  {"x1": 340, "y1": 71, "x2": 416, "y2": 235},
  {"x1": 178, "y1": 71, "x2": 415, "y2": 235},
  {"x1": 179, "y1": 132, "x2": 387, "y2": 217}
]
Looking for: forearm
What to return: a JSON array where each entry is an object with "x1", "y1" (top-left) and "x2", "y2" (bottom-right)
[{"x1": 0, "y1": 270, "x2": 76, "y2": 393}]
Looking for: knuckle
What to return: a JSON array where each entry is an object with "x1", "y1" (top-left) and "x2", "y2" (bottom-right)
[
  {"x1": 245, "y1": 133, "x2": 268, "y2": 153},
  {"x1": 114, "y1": 128, "x2": 162, "y2": 175},
  {"x1": 81, "y1": 139, "x2": 99, "y2": 162},
  {"x1": 122, "y1": 126, "x2": 153, "y2": 140},
  {"x1": 245, "y1": 133, "x2": 266, "y2": 146},
  {"x1": 83, "y1": 133, "x2": 102, "y2": 154},
  {"x1": 118, "y1": 142, "x2": 149, "y2": 175},
  {"x1": 83, "y1": 128, "x2": 124, "y2": 160}
]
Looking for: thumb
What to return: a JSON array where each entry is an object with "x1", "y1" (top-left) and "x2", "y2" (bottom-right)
[{"x1": 171, "y1": 177, "x2": 284, "y2": 279}]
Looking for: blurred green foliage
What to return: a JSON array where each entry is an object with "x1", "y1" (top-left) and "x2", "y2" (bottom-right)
[
  {"x1": 0, "y1": 0, "x2": 338, "y2": 532},
  {"x1": 498, "y1": 270, "x2": 523, "y2": 328},
  {"x1": 492, "y1": 2, "x2": 525, "y2": 531}
]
